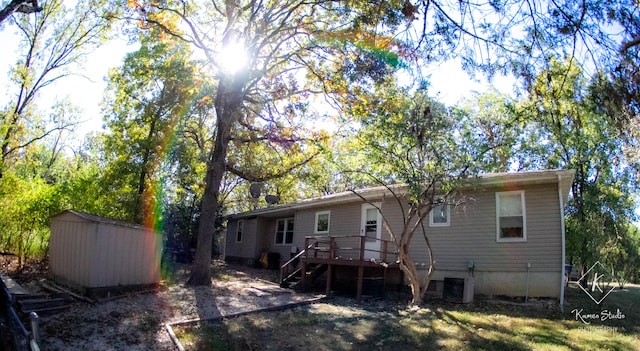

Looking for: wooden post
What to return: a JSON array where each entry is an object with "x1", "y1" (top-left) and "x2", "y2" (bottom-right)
[
  {"x1": 326, "y1": 264, "x2": 332, "y2": 295},
  {"x1": 382, "y1": 240, "x2": 387, "y2": 262},
  {"x1": 356, "y1": 265, "x2": 364, "y2": 300},
  {"x1": 304, "y1": 237, "x2": 310, "y2": 259},
  {"x1": 314, "y1": 240, "x2": 318, "y2": 258},
  {"x1": 329, "y1": 236, "x2": 335, "y2": 259},
  {"x1": 383, "y1": 267, "x2": 387, "y2": 296},
  {"x1": 301, "y1": 261, "x2": 307, "y2": 292},
  {"x1": 357, "y1": 235, "x2": 365, "y2": 300}
]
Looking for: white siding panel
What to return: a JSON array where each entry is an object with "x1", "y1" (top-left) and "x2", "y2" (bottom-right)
[{"x1": 49, "y1": 214, "x2": 97, "y2": 288}]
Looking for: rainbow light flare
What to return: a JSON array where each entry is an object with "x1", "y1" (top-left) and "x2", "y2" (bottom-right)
[{"x1": 139, "y1": 108, "x2": 187, "y2": 283}]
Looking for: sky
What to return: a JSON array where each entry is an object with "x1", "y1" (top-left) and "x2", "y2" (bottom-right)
[
  {"x1": 3, "y1": 13, "x2": 637, "y2": 216},
  {"x1": 0, "y1": 24, "x2": 516, "y2": 141},
  {"x1": 0, "y1": 27, "x2": 137, "y2": 137}
]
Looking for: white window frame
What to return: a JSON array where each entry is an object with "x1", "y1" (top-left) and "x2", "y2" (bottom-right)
[
  {"x1": 496, "y1": 190, "x2": 527, "y2": 242},
  {"x1": 314, "y1": 210, "x2": 331, "y2": 234},
  {"x1": 275, "y1": 218, "x2": 294, "y2": 245},
  {"x1": 429, "y1": 203, "x2": 450, "y2": 227},
  {"x1": 235, "y1": 220, "x2": 244, "y2": 243}
]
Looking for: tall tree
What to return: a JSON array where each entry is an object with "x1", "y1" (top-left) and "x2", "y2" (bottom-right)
[
  {"x1": 0, "y1": 0, "x2": 111, "y2": 177},
  {"x1": 518, "y1": 58, "x2": 638, "y2": 276},
  {"x1": 344, "y1": 82, "x2": 473, "y2": 305},
  {"x1": 404, "y1": 1, "x2": 638, "y2": 86},
  {"x1": 100, "y1": 28, "x2": 198, "y2": 224},
  {"x1": 123, "y1": 0, "x2": 398, "y2": 285},
  {"x1": 453, "y1": 90, "x2": 521, "y2": 172}
]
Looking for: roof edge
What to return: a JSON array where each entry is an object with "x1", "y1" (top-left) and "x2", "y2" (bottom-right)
[
  {"x1": 229, "y1": 169, "x2": 576, "y2": 219},
  {"x1": 52, "y1": 210, "x2": 154, "y2": 231}
]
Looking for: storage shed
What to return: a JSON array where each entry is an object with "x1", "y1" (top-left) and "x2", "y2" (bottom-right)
[{"x1": 49, "y1": 210, "x2": 162, "y2": 297}]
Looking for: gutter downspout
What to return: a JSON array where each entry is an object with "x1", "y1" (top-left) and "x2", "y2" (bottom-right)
[{"x1": 558, "y1": 174, "x2": 566, "y2": 310}]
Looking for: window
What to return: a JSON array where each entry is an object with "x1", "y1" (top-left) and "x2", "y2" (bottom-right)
[
  {"x1": 275, "y1": 218, "x2": 294, "y2": 245},
  {"x1": 496, "y1": 191, "x2": 526, "y2": 242},
  {"x1": 235, "y1": 220, "x2": 244, "y2": 243},
  {"x1": 429, "y1": 204, "x2": 450, "y2": 227},
  {"x1": 314, "y1": 211, "x2": 330, "y2": 234}
]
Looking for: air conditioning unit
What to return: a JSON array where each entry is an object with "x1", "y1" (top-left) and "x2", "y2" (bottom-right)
[{"x1": 443, "y1": 277, "x2": 474, "y2": 303}]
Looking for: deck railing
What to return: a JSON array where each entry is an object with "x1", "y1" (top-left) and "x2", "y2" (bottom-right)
[
  {"x1": 279, "y1": 235, "x2": 399, "y2": 287},
  {"x1": 279, "y1": 243, "x2": 315, "y2": 284},
  {"x1": 303, "y1": 235, "x2": 398, "y2": 263}
]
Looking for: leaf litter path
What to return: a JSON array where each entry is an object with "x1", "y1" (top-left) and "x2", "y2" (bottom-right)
[{"x1": 40, "y1": 263, "x2": 323, "y2": 351}]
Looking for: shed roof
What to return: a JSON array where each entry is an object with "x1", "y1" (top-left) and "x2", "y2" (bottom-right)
[
  {"x1": 51, "y1": 210, "x2": 148, "y2": 230},
  {"x1": 229, "y1": 169, "x2": 576, "y2": 219}
]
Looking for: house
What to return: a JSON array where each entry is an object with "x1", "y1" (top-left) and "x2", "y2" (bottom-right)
[
  {"x1": 225, "y1": 169, "x2": 575, "y2": 304},
  {"x1": 49, "y1": 210, "x2": 162, "y2": 298}
]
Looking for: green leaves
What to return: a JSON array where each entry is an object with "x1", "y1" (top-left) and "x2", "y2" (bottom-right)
[
  {"x1": 343, "y1": 83, "x2": 469, "y2": 204},
  {"x1": 515, "y1": 58, "x2": 638, "y2": 278},
  {"x1": 453, "y1": 89, "x2": 521, "y2": 173},
  {"x1": 99, "y1": 33, "x2": 199, "y2": 224}
]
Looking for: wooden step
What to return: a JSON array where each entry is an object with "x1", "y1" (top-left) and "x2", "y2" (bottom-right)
[
  {"x1": 280, "y1": 277, "x2": 301, "y2": 289},
  {"x1": 19, "y1": 297, "x2": 67, "y2": 313},
  {"x1": 20, "y1": 304, "x2": 70, "y2": 316},
  {"x1": 13, "y1": 293, "x2": 50, "y2": 302}
]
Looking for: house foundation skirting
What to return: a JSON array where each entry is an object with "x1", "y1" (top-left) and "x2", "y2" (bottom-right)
[{"x1": 417, "y1": 270, "x2": 562, "y2": 298}]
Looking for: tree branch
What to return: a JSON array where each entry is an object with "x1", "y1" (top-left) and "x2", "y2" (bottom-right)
[
  {"x1": 621, "y1": 36, "x2": 640, "y2": 54},
  {"x1": 225, "y1": 149, "x2": 320, "y2": 182},
  {"x1": 2, "y1": 122, "x2": 78, "y2": 158},
  {"x1": 0, "y1": 0, "x2": 42, "y2": 24}
]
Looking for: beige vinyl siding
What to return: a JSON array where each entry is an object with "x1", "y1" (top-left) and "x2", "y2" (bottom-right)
[
  {"x1": 296, "y1": 203, "x2": 367, "y2": 238},
  {"x1": 380, "y1": 183, "x2": 561, "y2": 274},
  {"x1": 268, "y1": 182, "x2": 561, "y2": 278},
  {"x1": 294, "y1": 203, "x2": 369, "y2": 260},
  {"x1": 49, "y1": 211, "x2": 161, "y2": 290},
  {"x1": 225, "y1": 218, "x2": 258, "y2": 259},
  {"x1": 377, "y1": 182, "x2": 562, "y2": 297},
  {"x1": 225, "y1": 170, "x2": 569, "y2": 297}
]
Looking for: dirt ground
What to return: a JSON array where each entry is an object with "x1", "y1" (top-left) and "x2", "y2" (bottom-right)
[
  {"x1": 6, "y1": 256, "x2": 638, "y2": 351},
  {"x1": 1, "y1": 257, "x2": 323, "y2": 351}
]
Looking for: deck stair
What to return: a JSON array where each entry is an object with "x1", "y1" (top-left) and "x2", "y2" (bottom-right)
[
  {"x1": 281, "y1": 263, "x2": 327, "y2": 290},
  {"x1": 280, "y1": 235, "x2": 401, "y2": 299}
]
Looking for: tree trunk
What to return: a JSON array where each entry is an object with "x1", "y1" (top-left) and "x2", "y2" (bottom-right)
[
  {"x1": 400, "y1": 245, "x2": 423, "y2": 305},
  {"x1": 187, "y1": 71, "x2": 247, "y2": 285},
  {"x1": 187, "y1": 111, "x2": 231, "y2": 285},
  {"x1": 394, "y1": 208, "x2": 433, "y2": 305}
]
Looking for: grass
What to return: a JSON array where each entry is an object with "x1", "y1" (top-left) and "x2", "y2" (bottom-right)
[{"x1": 172, "y1": 283, "x2": 640, "y2": 351}]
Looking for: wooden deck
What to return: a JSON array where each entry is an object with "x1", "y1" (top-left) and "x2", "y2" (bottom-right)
[{"x1": 280, "y1": 235, "x2": 401, "y2": 299}]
